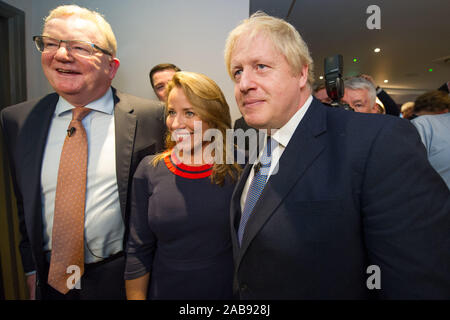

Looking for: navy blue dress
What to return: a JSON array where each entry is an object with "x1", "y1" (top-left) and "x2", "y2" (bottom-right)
[{"x1": 125, "y1": 153, "x2": 235, "y2": 300}]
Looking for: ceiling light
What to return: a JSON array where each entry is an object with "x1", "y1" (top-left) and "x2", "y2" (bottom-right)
[
  {"x1": 374, "y1": 48, "x2": 381, "y2": 53},
  {"x1": 319, "y1": 76, "x2": 324, "y2": 80},
  {"x1": 384, "y1": 80, "x2": 389, "y2": 83}
]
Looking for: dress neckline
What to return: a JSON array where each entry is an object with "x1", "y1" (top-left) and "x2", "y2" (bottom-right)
[{"x1": 164, "y1": 152, "x2": 213, "y2": 179}]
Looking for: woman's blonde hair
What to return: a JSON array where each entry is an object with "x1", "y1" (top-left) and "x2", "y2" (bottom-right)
[
  {"x1": 224, "y1": 11, "x2": 314, "y2": 88},
  {"x1": 153, "y1": 71, "x2": 241, "y2": 185},
  {"x1": 44, "y1": 4, "x2": 117, "y2": 56}
]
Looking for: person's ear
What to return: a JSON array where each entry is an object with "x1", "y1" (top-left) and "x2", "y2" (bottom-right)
[
  {"x1": 298, "y1": 65, "x2": 309, "y2": 89},
  {"x1": 108, "y1": 58, "x2": 120, "y2": 80}
]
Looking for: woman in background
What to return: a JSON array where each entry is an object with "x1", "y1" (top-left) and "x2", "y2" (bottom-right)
[{"x1": 124, "y1": 71, "x2": 241, "y2": 299}]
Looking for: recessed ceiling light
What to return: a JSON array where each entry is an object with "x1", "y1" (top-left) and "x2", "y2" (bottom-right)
[
  {"x1": 374, "y1": 48, "x2": 381, "y2": 53},
  {"x1": 384, "y1": 80, "x2": 389, "y2": 83}
]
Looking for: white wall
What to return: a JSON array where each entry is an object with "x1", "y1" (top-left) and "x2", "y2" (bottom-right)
[{"x1": 4, "y1": 0, "x2": 249, "y2": 121}]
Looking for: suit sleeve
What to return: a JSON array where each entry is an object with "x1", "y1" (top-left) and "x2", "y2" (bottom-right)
[
  {"x1": 377, "y1": 89, "x2": 400, "y2": 116},
  {"x1": 124, "y1": 158, "x2": 156, "y2": 280},
  {"x1": 0, "y1": 110, "x2": 36, "y2": 273},
  {"x1": 361, "y1": 117, "x2": 450, "y2": 299}
]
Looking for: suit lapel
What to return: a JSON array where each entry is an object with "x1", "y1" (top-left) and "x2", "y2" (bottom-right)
[
  {"x1": 236, "y1": 99, "x2": 328, "y2": 268},
  {"x1": 112, "y1": 89, "x2": 137, "y2": 219},
  {"x1": 230, "y1": 163, "x2": 252, "y2": 259}
]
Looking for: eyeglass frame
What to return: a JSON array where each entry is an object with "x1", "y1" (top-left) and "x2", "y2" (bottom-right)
[{"x1": 33, "y1": 35, "x2": 112, "y2": 57}]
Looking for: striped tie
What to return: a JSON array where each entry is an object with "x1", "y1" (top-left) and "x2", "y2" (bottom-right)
[{"x1": 238, "y1": 137, "x2": 273, "y2": 245}]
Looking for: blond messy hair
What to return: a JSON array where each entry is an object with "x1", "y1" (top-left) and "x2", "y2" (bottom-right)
[
  {"x1": 154, "y1": 71, "x2": 242, "y2": 186},
  {"x1": 44, "y1": 4, "x2": 117, "y2": 56},
  {"x1": 224, "y1": 11, "x2": 314, "y2": 88}
]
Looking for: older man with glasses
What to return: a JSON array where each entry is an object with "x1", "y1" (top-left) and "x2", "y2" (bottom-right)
[{"x1": 0, "y1": 5, "x2": 165, "y2": 300}]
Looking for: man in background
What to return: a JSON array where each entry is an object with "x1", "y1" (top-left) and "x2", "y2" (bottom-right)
[
  {"x1": 411, "y1": 90, "x2": 450, "y2": 189},
  {"x1": 149, "y1": 63, "x2": 181, "y2": 101},
  {"x1": 342, "y1": 76, "x2": 380, "y2": 114},
  {"x1": 315, "y1": 75, "x2": 398, "y2": 116},
  {"x1": 313, "y1": 83, "x2": 333, "y2": 105},
  {"x1": 359, "y1": 74, "x2": 400, "y2": 116}
]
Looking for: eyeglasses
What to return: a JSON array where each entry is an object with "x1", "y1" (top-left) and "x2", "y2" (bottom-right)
[{"x1": 33, "y1": 35, "x2": 112, "y2": 57}]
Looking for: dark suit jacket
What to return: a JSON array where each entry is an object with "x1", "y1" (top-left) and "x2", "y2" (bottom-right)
[
  {"x1": 231, "y1": 98, "x2": 450, "y2": 299},
  {"x1": 233, "y1": 116, "x2": 261, "y2": 156},
  {"x1": 233, "y1": 116, "x2": 253, "y2": 131},
  {"x1": 438, "y1": 82, "x2": 450, "y2": 93},
  {"x1": 377, "y1": 89, "x2": 399, "y2": 116},
  {"x1": 0, "y1": 88, "x2": 166, "y2": 294}
]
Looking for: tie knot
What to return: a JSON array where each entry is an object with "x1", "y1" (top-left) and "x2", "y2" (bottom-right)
[{"x1": 72, "y1": 107, "x2": 91, "y2": 121}]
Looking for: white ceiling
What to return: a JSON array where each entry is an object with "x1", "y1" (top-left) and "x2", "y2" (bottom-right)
[{"x1": 250, "y1": 0, "x2": 450, "y2": 104}]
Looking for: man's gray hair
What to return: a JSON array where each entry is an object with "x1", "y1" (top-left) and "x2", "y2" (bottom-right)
[{"x1": 344, "y1": 77, "x2": 376, "y2": 105}]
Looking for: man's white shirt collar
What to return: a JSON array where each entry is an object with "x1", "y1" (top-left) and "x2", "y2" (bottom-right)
[
  {"x1": 54, "y1": 88, "x2": 114, "y2": 116},
  {"x1": 241, "y1": 94, "x2": 314, "y2": 212},
  {"x1": 270, "y1": 94, "x2": 313, "y2": 148}
]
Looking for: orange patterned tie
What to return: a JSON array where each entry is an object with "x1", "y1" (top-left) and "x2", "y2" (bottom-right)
[{"x1": 47, "y1": 107, "x2": 91, "y2": 294}]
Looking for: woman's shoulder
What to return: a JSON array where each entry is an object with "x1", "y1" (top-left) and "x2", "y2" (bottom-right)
[{"x1": 135, "y1": 154, "x2": 167, "y2": 177}]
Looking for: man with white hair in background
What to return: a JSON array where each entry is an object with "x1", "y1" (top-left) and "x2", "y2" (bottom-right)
[{"x1": 342, "y1": 76, "x2": 379, "y2": 114}]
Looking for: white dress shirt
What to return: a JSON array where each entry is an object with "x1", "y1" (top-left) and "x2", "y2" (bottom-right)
[
  {"x1": 240, "y1": 95, "x2": 313, "y2": 212},
  {"x1": 41, "y1": 88, "x2": 124, "y2": 263}
]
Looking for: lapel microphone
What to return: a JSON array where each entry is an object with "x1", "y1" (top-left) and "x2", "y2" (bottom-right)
[
  {"x1": 67, "y1": 127, "x2": 76, "y2": 137},
  {"x1": 254, "y1": 162, "x2": 262, "y2": 174}
]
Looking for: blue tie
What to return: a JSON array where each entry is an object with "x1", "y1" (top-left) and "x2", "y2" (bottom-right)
[{"x1": 238, "y1": 137, "x2": 273, "y2": 245}]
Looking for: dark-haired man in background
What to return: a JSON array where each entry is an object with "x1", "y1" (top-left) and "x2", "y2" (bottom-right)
[{"x1": 149, "y1": 63, "x2": 181, "y2": 101}]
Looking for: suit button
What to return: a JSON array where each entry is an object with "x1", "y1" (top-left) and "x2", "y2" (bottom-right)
[{"x1": 240, "y1": 283, "x2": 248, "y2": 292}]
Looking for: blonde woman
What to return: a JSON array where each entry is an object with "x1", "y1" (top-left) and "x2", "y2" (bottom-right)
[{"x1": 125, "y1": 72, "x2": 241, "y2": 299}]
